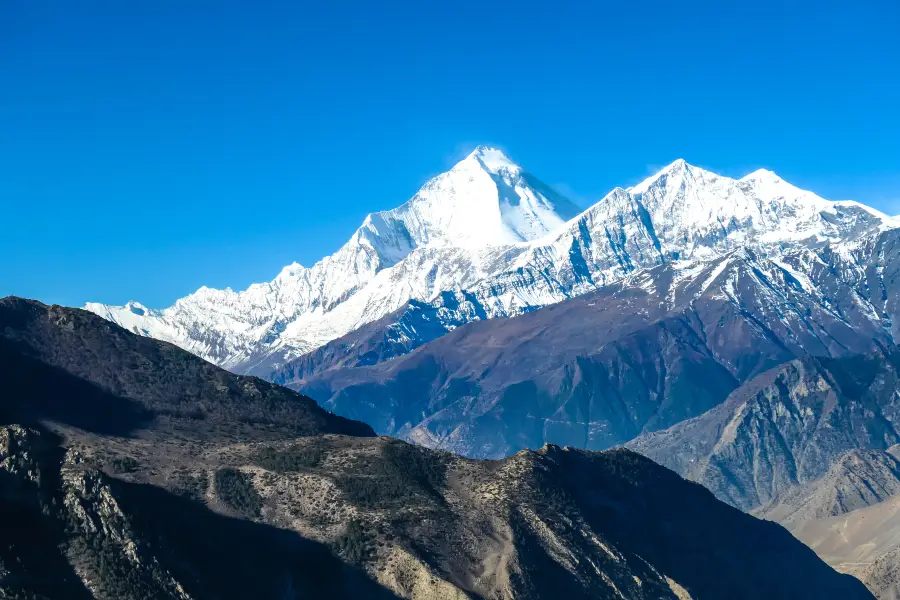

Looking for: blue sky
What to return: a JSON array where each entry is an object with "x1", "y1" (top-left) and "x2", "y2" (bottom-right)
[{"x1": 2, "y1": 0, "x2": 898, "y2": 307}]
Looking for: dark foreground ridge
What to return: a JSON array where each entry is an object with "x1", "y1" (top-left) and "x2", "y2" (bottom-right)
[
  {"x1": 0, "y1": 296, "x2": 373, "y2": 441},
  {"x1": 0, "y1": 297, "x2": 873, "y2": 599}
]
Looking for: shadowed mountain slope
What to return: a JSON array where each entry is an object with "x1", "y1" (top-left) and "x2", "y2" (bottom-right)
[
  {"x1": 0, "y1": 296, "x2": 373, "y2": 441},
  {"x1": 284, "y1": 248, "x2": 893, "y2": 458},
  {"x1": 0, "y1": 297, "x2": 872, "y2": 599}
]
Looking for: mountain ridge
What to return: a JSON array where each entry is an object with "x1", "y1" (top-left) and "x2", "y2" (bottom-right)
[
  {"x1": 84, "y1": 150, "x2": 898, "y2": 376},
  {"x1": 628, "y1": 345, "x2": 900, "y2": 511},
  {"x1": 0, "y1": 296, "x2": 873, "y2": 599},
  {"x1": 279, "y1": 241, "x2": 898, "y2": 458}
]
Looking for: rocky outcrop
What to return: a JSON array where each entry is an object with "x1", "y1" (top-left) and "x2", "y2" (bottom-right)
[
  {"x1": 0, "y1": 297, "x2": 872, "y2": 599},
  {"x1": 629, "y1": 347, "x2": 900, "y2": 511},
  {"x1": 755, "y1": 448, "x2": 900, "y2": 523}
]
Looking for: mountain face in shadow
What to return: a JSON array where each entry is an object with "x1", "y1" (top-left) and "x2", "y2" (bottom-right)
[
  {"x1": 280, "y1": 248, "x2": 894, "y2": 458},
  {"x1": 0, "y1": 296, "x2": 373, "y2": 441},
  {"x1": 0, "y1": 297, "x2": 874, "y2": 599}
]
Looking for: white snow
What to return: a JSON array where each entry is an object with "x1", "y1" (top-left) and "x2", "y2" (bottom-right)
[
  {"x1": 698, "y1": 258, "x2": 732, "y2": 295},
  {"x1": 85, "y1": 152, "x2": 899, "y2": 373},
  {"x1": 770, "y1": 258, "x2": 816, "y2": 294}
]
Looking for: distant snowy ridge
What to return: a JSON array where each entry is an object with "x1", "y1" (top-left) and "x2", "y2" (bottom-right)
[
  {"x1": 85, "y1": 148, "x2": 898, "y2": 374},
  {"x1": 85, "y1": 146, "x2": 580, "y2": 369}
]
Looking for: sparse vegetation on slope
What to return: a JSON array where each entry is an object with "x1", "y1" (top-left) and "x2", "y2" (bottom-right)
[
  {"x1": 215, "y1": 467, "x2": 263, "y2": 518},
  {"x1": 0, "y1": 298, "x2": 876, "y2": 599}
]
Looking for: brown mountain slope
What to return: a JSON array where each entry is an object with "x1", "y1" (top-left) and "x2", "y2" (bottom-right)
[
  {"x1": 755, "y1": 447, "x2": 900, "y2": 523},
  {"x1": 0, "y1": 297, "x2": 873, "y2": 599},
  {"x1": 629, "y1": 348, "x2": 900, "y2": 511},
  {"x1": 283, "y1": 250, "x2": 891, "y2": 458},
  {"x1": 858, "y1": 545, "x2": 900, "y2": 600},
  {"x1": 787, "y1": 495, "x2": 900, "y2": 594}
]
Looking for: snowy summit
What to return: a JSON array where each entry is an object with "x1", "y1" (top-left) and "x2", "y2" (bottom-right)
[{"x1": 85, "y1": 150, "x2": 897, "y2": 375}]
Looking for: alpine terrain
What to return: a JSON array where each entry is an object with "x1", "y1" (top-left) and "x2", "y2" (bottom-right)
[
  {"x1": 279, "y1": 226, "x2": 900, "y2": 459},
  {"x1": 0, "y1": 296, "x2": 873, "y2": 599},
  {"x1": 79, "y1": 147, "x2": 900, "y2": 596},
  {"x1": 85, "y1": 147, "x2": 582, "y2": 373},
  {"x1": 84, "y1": 149, "x2": 898, "y2": 382}
]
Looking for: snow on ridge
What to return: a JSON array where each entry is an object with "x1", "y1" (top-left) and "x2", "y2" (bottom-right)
[
  {"x1": 468, "y1": 145, "x2": 520, "y2": 175},
  {"x1": 84, "y1": 151, "x2": 899, "y2": 373},
  {"x1": 697, "y1": 257, "x2": 732, "y2": 296},
  {"x1": 739, "y1": 168, "x2": 779, "y2": 181}
]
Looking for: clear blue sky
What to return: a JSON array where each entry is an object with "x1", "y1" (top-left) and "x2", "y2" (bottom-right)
[{"x1": 2, "y1": 0, "x2": 898, "y2": 307}]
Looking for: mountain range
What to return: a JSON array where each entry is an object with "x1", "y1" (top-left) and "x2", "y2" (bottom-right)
[
  {"x1": 77, "y1": 147, "x2": 900, "y2": 596},
  {"x1": 85, "y1": 148, "x2": 898, "y2": 380},
  {"x1": 0, "y1": 296, "x2": 872, "y2": 599}
]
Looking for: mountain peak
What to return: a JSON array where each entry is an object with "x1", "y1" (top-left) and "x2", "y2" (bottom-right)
[
  {"x1": 740, "y1": 168, "x2": 781, "y2": 183},
  {"x1": 658, "y1": 158, "x2": 692, "y2": 173},
  {"x1": 629, "y1": 159, "x2": 704, "y2": 195},
  {"x1": 353, "y1": 145, "x2": 577, "y2": 249},
  {"x1": 463, "y1": 145, "x2": 520, "y2": 175},
  {"x1": 276, "y1": 262, "x2": 303, "y2": 279}
]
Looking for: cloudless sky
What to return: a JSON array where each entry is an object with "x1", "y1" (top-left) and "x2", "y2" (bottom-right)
[{"x1": 2, "y1": 0, "x2": 899, "y2": 307}]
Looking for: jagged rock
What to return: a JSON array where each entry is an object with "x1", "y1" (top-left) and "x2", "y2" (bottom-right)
[
  {"x1": 0, "y1": 296, "x2": 872, "y2": 599},
  {"x1": 629, "y1": 347, "x2": 900, "y2": 511},
  {"x1": 83, "y1": 153, "x2": 897, "y2": 379}
]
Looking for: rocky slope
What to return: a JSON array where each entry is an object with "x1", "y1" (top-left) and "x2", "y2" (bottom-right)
[
  {"x1": 747, "y1": 448, "x2": 900, "y2": 599},
  {"x1": 786, "y1": 494, "x2": 900, "y2": 597},
  {"x1": 0, "y1": 297, "x2": 872, "y2": 599},
  {"x1": 0, "y1": 296, "x2": 372, "y2": 442},
  {"x1": 280, "y1": 245, "x2": 896, "y2": 458},
  {"x1": 621, "y1": 340, "x2": 900, "y2": 600},
  {"x1": 628, "y1": 346, "x2": 900, "y2": 511},
  {"x1": 754, "y1": 447, "x2": 900, "y2": 523},
  {"x1": 857, "y1": 545, "x2": 900, "y2": 600},
  {"x1": 85, "y1": 151, "x2": 898, "y2": 377}
]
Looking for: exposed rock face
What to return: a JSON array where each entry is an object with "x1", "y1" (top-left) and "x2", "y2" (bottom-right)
[
  {"x1": 0, "y1": 425, "x2": 395, "y2": 600},
  {"x1": 628, "y1": 347, "x2": 900, "y2": 511},
  {"x1": 754, "y1": 448, "x2": 900, "y2": 523},
  {"x1": 747, "y1": 448, "x2": 900, "y2": 600},
  {"x1": 0, "y1": 426, "x2": 874, "y2": 600},
  {"x1": 84, "y1": 154, "x2": 897, "y2": 379},
  {"x1": 282, "y1": 246, "x2": 896, "y2": 458},
  {"x1": 0, "y1": 297, "x2": 872, "y2": 599}
]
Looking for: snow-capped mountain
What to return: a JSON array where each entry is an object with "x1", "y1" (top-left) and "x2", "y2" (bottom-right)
[
  {"x1": 322, "y1": 159, "x2": 896, "y2": 363},
  {"x1": 85, "y1": 146, "x2": 580, "y2": 370},
  {"x1": 284, "y1": 244, "x2": 900, "y2": 458},
  {"x1": 85, "y1": 149, "x2": 897, "y2": 375}
]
